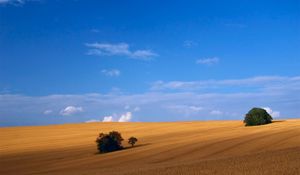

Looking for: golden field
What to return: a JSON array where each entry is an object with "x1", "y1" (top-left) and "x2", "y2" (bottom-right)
[{"x1": 0, "y1": 120, "x2": 300, "y2": 175}]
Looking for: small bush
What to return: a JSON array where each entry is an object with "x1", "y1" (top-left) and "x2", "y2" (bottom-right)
[
  {"x1": 244, "y1": 107, "x2": 273, "y2": 126},
  {"x1": 96, "y1": 131, "x2": 124, "y2": 153},
  {"x1": 128, "y1": 137, "x2": 138, "y2": 147}
]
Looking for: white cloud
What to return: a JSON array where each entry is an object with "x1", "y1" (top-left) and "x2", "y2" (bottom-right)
[
  {"x1": 183, "y1": 40, "x2": 198, "y2": 48},
  {"x1": 124, "y1": 105, "x2": 130, "y2": 110},
  {"x1": 102, "y1": 116, "x2": 114, "y2": 122},
  {"x1": 131, "y1": 50, "x2": 157, "y2": 59},
  {"x1": 0, "y1": 0, "x2": 21, "y2": 4},
  {"x1": 85, "y1": 119, "x2": 100, "y2": 123},
  {"x1": 196, "y1": 57, "x2": 219, "y2": 65},
  {"x1": 0, "y1": 0, "x2": 10, "y2": 4},
  {"x1": 118, "y1": 112, "x2": 132, "y2": 122},
  {"x1": 85, "y1": 42, "x2": 157, "y2": 60},
  {"x1": 151, "y1": 80, "x2": 198, "y2": 91},
  {"x1": 60, "y1": 106, "x2": 83, "y2": 116},
  {"x1": 166, "y1": 105, "x2": 203, "y2": 116},
  {"x1": 101, "y1": 69, "x2": 120, "y2": 77},
  {"x1": 263, "y1": 107, "x2": 280, "y2": 118},
  {"x1": 102, "y1": 112, "x2": 133, "y2": 122},
  {"x1": 43, "y1": 110, "x2": 52, "y2": 115},
  {"x1": 151, "y1": 76, "x2": 300, "y2": 91},
  {"x1": 0, "y1": 0, "x2": 36, "y2": 5},
  {"x1": 210, "y1": 110, "x2": 223, "y2": 115},
  {"x1": 189, "y1": 106, "x2": 203, "y2": 111}
]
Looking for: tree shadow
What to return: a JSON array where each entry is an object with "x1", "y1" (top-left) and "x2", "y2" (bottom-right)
[
  {"x1": 272, "y1": 120, "x2": 286, "y2": 123},
  {"x1": 123, "y1": 143, "x2": 151, "y2": 150},
  {"x1": 94, "y1": 143, "x2": 151, "y2": 155}
]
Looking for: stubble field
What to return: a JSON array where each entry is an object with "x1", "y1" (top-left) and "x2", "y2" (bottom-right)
[{"x1": 1, "y1": 119, "x2": 300, "y2": 175}]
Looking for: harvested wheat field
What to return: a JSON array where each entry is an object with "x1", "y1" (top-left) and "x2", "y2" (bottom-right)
[{"x1": 1, "y1": 119, "x2": 300, "y2": 175}]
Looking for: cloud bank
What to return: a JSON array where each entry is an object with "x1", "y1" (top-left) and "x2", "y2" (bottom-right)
[{"x1": 0, "y1": 75, "x2": 299, "y2": 126}]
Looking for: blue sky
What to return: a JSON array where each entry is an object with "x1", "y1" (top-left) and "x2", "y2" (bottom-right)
[{"x1": 0, "y1": 0, "x2": 299, "y2": 126}]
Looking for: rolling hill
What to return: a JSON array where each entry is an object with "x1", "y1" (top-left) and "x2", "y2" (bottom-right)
[{"x1": 1, "y1": 120, "x2": 300, "y2": 175}]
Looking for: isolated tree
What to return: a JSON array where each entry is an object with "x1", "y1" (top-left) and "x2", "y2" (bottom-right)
[
  {"x1": 244, "y1": 107, "x2": 273, "y2": 126},
  {"x1": 128, "y1": 137, "x2": 138, "y2": 147},
  {"x1": 96, "y1": 131, "x2": 124, "y2": 153}
]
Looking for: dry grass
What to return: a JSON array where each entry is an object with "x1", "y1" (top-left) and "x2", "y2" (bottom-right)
[{"x1": 0, "y1": 120, "x2": 300, "y2": 175}]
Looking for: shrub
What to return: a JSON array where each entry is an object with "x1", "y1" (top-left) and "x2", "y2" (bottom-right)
[
  {"x1": 128, "y1": 137, "x2": 138, "y2": 147},
  {"x1": 244, "y1": 107, "x2": 273, "y2": 126},
  {"x1": 96, "y1": 131, "x2": 124, "y2": 153}
]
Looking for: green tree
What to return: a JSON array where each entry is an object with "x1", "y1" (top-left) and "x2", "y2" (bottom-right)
[
  {"x1": 96, "y1": 131, "x2": 124, "y2": 153},
  {"x1": 244, "y1": 107, "x2": 273, "y2": 126},
  {"x1": 128, "y1": 137, "x2": 138, "y2": 147}
]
